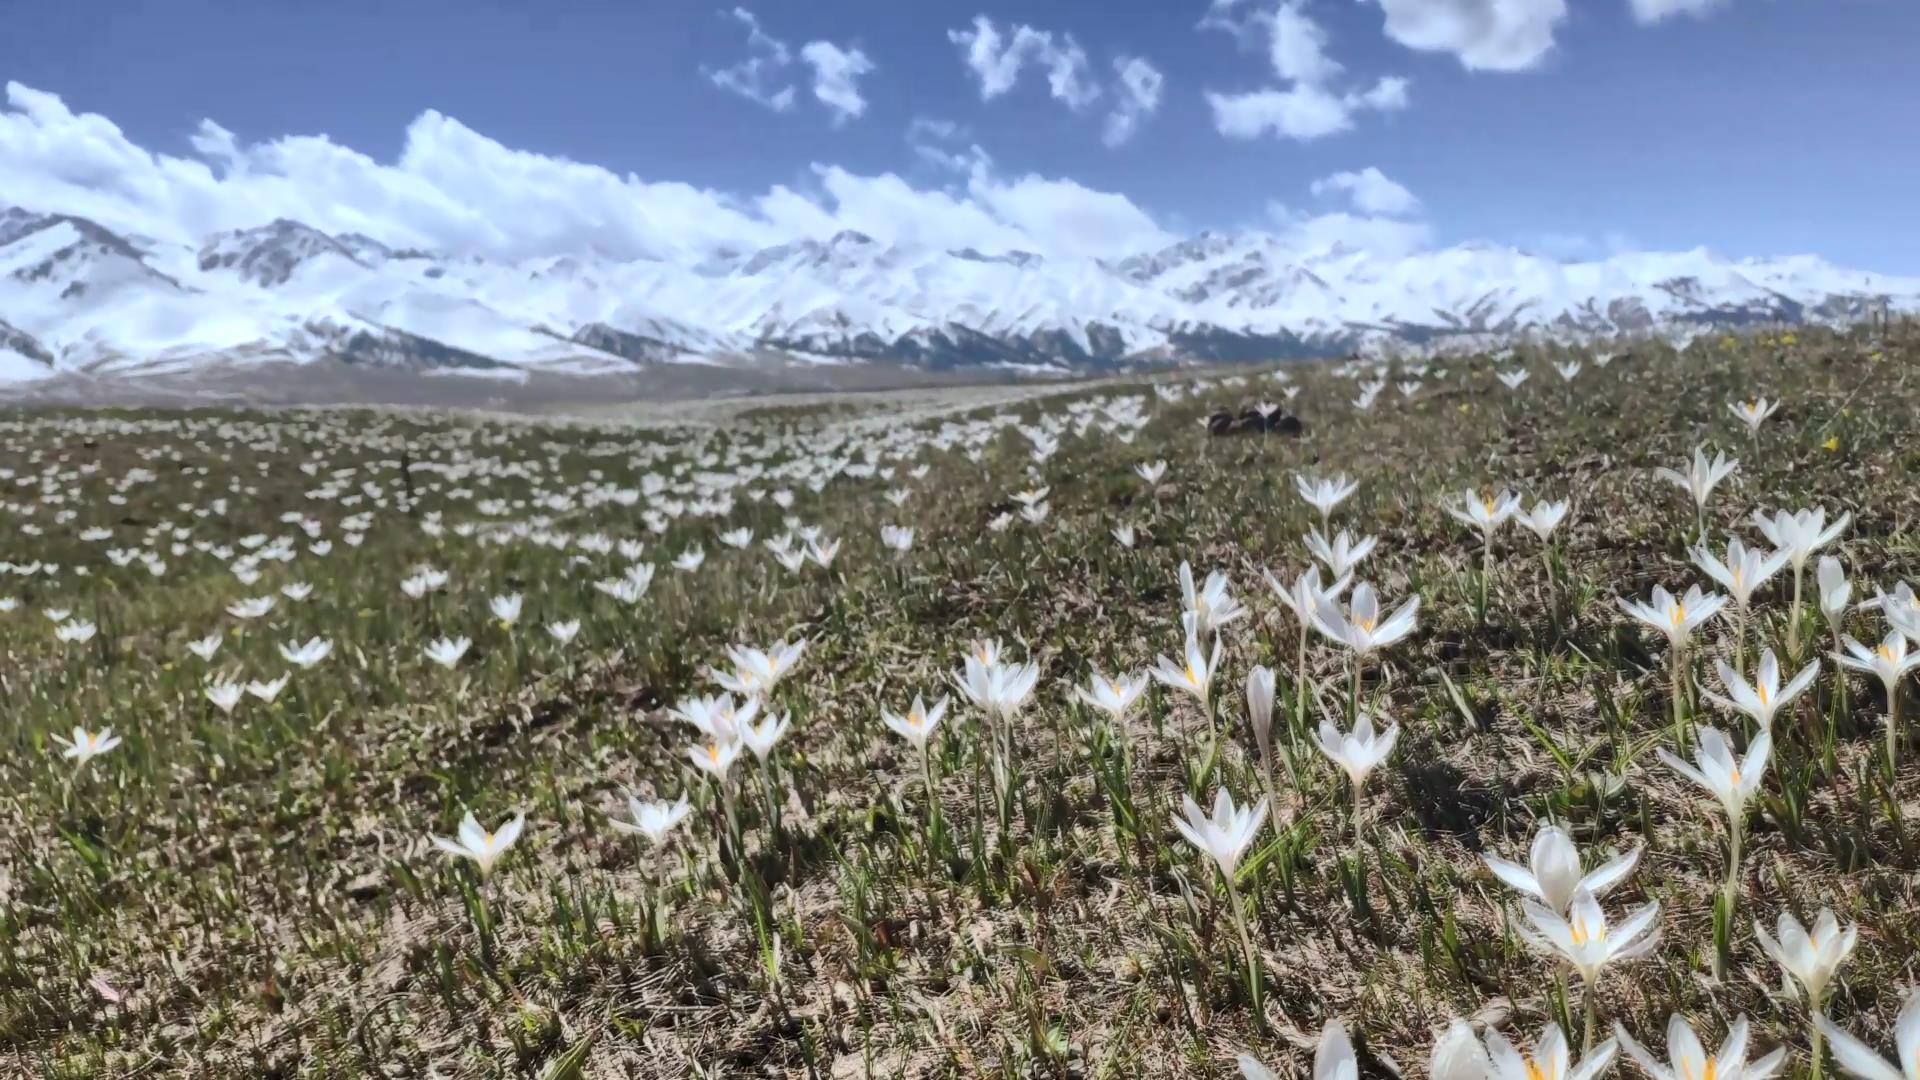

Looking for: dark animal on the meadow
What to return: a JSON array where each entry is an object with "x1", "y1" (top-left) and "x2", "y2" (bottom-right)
[
  {"x1": 1271, "y1": 414, "x2": 1305, "y2": 437},
  {"x1": 1205, "y1": 411, "x2": 1235, "y2": 435}
]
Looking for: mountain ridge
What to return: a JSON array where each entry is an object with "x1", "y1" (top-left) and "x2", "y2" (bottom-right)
[{"x1": 1, "y1": 203, "x2": 1914, "y2": 391}]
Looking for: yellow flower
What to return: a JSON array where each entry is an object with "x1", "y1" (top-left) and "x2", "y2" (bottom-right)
[{"x1": 1823, "y1": 435, "x2": 1841, "y2": 452}]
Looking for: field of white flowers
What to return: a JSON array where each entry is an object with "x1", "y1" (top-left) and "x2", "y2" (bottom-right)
[{"x1": 2, "y1": 329, "x2": 1916, "y2": 1079}]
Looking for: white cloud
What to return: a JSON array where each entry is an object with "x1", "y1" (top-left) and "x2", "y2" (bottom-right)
[
  {"x1": 1265, "y1": 167, "x2": 1432, "y2": 256},
  {"x1": 799, "y1": 41, "x2": 875, "y2": 125},
  {"x1": 1103, "y1": 56, "x2": 1164, "y2": 147},
  {"x1": 1265, "y1": 203, "x2": 1433, "y2": 257},
  {"x1": 1519, "y1": 229, "x2": 1638, "y2": 260},
  {"x1": 1202, "y1": 1, "x2": 1411, "y2": 142},
  {"x1": 905, "y1": 116, "x2": 991, "y2": 173},
  {"x1": 1311, "y1": 167, "x2": 1420, "y2": 216},
  {"x1": 1369, "y1": 0, "x2": 1569, "y2": 72},
  {"x1": 1268, "y1": 2, "x2": 1344, "y2": 84},
  {"x1": 0, "y1": 81, "x2": 1168, "y2": 262},
  {"x1": 703, "y1": 7, "x2": 796, "y2": 112},
  {"x1": 1207, "y1": 78, "x2": 1408, "y2": 141},
  {"x1": 947, "y1": 16, "x2": 1101, "y2": 110},
  {"x1": 967, "y1": 170, "x2": 1172, "y2": 256},
  {"x1": 1628, "y1": 0, "x2": 1730, "y2": 22}
]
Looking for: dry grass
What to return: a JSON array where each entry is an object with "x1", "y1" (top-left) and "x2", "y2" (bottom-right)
[{"x1": 1, "y1": 327, "x2": 1917, "y2": 1078}]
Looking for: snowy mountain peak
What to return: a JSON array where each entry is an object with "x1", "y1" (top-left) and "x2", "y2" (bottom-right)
[
  {"x1": 0, "y1": 203, "x2": 1914, "y2": 390},
  {"x1": 197, "y1": 218, "x2": 369, "y2": 286}
]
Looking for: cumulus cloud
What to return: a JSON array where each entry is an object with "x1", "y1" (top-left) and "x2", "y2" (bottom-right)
[
  {"x1": 1103, "y1": 56, "x2": 1164, "y2": 147},
  {"x1": 1265, "y1": 167, "x2": 1432, "y2": 256},
  {"x1": 947, "y1": 16, "x2": 1102, "y2": 110},
  {"x1": 1266, "y1": 204, "x2": 1433, "y2": 258},
  {"x1": 799, "y1": 41, "x2": 875, "y2": 124},
  {"x1": 905, "y1": 116, "x2": 991, "y2": 173},
  {"x1": 703, "y1": 8, "x2": 873, "y2": 124},
  {"x1": 1311, "y1": 167, "x2": 1420, "y2": 216},
  {"x1": 947, "y1": 16, "x2": 1167, "y2": 146},
  {"x1": 703, "y1": 7, "x2": 796, "y2": 112},
  {"x1": 1268, "y1": 2, "x2": 1344, "y2": 84},
  {"x1": 1202, "y1": 1, "x2": 1411, "y2": 142},
  {"x1": 1628, "y1": 0, "x2": 1730, "y2": 22},
  {"x1": 1368, "y1": 0, "x2": 1568, "y2": 72},
  {"x1": 0, "y1": 81, "x2": 1169, "y2": 263},
  {"x1": 1519, "y1": 229, "x2": 1639, "y2": 260},
  {"x1": 1208, "y1": 77, "x2": 1408, "y2": 141}
]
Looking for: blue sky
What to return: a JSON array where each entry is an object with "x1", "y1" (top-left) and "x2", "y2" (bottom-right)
[{"x1": 3, "y1": 0, "x2": 1917, "y2": 270}]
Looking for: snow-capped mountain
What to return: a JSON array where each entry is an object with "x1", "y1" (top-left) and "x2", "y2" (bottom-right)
[{"x1": 1, "y1": 203, "x2": 1914, "y2": 390}]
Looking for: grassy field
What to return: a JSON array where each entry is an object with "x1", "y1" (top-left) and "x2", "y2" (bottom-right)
[{"x1": 2, "y1": 329, "x2": 1917, "y2": 1078}]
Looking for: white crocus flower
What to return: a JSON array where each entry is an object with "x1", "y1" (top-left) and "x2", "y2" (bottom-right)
[
  {"x1": 881, "y1": 695, "x2": 949, "y2": 752},
  {"x1": 1618, "y1": 584, "x2": 1728, "y2": 650},
  {"x1": 53, "y1": 726, "x2": 122, "y2": 766},
  {"x1": 1316, "y1": 712, "x2": 1399, "y2": 791},
  {"x1": 1075, "y1": 670, "x2": 1149, "y2": 728},
  {"x1": 1729, "y1": 397, "x2": 1781, "y2": 435},
  {"x1": 1179, "y1": 561, "x2": 1247, "y2": 640},
  {"x1": 1296, "y1": 473, "x2": 1359, "y2": 523},
  {"x1": 1755, "y1": 907, "x2": 1857, "y2": 1007},
  {"x1": 1305, "y1": 528, "x2": 1377, "y2": 581},
  {"x1": 1150, "y1": 614, "x2": 1222, "y2": 710},
  {"x1": 227, "y1": 596, "x2": 275, "y2": 619},
  {"x1": 246, "y1": 675, "x2": 290, "y2": 702},
  {"x1": 1523, "y1": 888, "x2": 1661, "y2": 987},
  {"x1": 1615, "y1": 1015, "x2": 1785, "y2": 1080},
  {"x1": 610, "y1": 794, "x2": 691, "y2": 845},
  {"x1": 546, "y1": 619, "x2": 581, "y2": 645},
  {"x1": 1691, "y1": 537, "x2": 1789, "y2": 612},
  {"x1": 1706, "y1": 648, "x2": 1818, "y2": 732},
  {"x1": 1311, "y1": 582, "x2": 1419, "y2": 656},
  {"x1": 1814, "y1": 987, "x2": 1920, "y2": 1080},
  {"x1": 430, "y1": 812, "x2": 525, "y2": 879},
  {"x1": 1172, "y1": 788, "x2": 1266, "y2": 881},
  {"x1": 1432, "y1": 1017, "x2": 1619, "y2": 1080},
  {"x1": 489, "y1": 593, "x2": 523, "y2": 625},
  {"x1": 423, "y1": 636, "x2": 472, "y2": 669},
  {"x1": 205, "y1": 681, "x2": 244, "y2": 714},
  {"x1": 1521, "y1": 499, "x2": 1571, "y2": 543},
  {"x1": 1655, "y1": 446, "x2": 1739, "y2": 533},
  {"x1": 1817, "y1": 557, "x2": 1852, "y2": 632},
  {"x1": 1834, "y1": 630, "x2": 1920, "y2": 763},
  {"x1": 1658, "y1": 726, "x2": 1770, "y2": 895},
  {"x1": 278, "y1": 636, "x2": 332, "y2": 668},
  {"x1": 740, "y1": 712, "x2": 792, "y2": 762},
  {"x1": 1445, "y1": 487, "x2": 1523, "y2": 541},
  {"x1": 1483, "y1": 823, "x2": 1642, "y2": 914}
]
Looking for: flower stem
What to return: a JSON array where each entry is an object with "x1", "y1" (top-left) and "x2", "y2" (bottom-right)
[
  {"x1": 1348, "y1": 657, "x2": 1362, "y2": 729},
  {"x1": 1789, "y1": 563, "x2": 1805, "y2": 658},
  {"x1": 1224, "y1": 872, "x2": 1265, "y2": 1025},
  {"x1": 1582, "y1": 977, "x2": 1598, "y2": 1055},
  {"x1": 1888, "y1": 680, "x2": 1903, "y2": 768},
  {"x1": 1294, "y1": 626, "x2": 1310, "y2": 741},
  {"x1": 1480, "y1": 535, "x2": 1495, "y2": 625},
  {"x1": 1809, "y1": 1005, "x2": 1826, "y2": 1080},
  {"x1": 1350, "y1": 777, "x2": 1364, "y2": 848},
  {"x1": 1725, "y1": 810, "x2": 1743, "y2": 901}
]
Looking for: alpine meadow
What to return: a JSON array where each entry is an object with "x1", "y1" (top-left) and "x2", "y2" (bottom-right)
[{"x1": 3, "y1": 328, "x2": 1919, "y2": 1077}]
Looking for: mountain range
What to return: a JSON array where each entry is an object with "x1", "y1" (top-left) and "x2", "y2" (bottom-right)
[{"x1": 2, "y1": 203, "x2": 1915, "y2": 396}]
